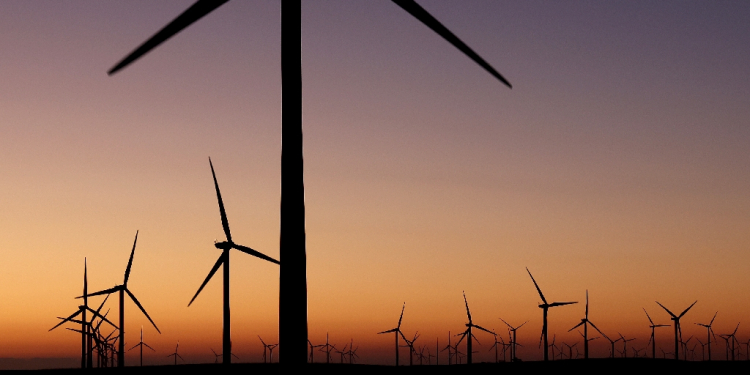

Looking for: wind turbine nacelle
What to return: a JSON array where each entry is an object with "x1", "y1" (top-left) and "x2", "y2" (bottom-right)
[{"x1": 214, "y1": 241, "x2": 232, "y2": 250}]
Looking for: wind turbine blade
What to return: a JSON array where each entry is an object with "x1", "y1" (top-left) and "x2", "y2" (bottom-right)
[
  {"x1": 258, "y1": 335, "x2": 266, "y2": 345},
  {"x1": 128, "y1": 342, "x2": 141, "y2": 351},
  {"x1": 710, "y1": 311, "x2": 718, "y2": 325},
  {"x1": 144, "y1": 343, "x2": 156, "y2": 351},
  {"x1": 378, "y1": 328, "x2": 398, "y2": 334},
  {"x1": 678, "y1": 300, "x2": 698, "y2": 318},
  {"x1": 585, "y1": 290, "x2": 589, "y2": 318},
  {"x1": 188, "y1": 253, "x2": 225, "y2": 306},
  {"x1": 550, "y1": 301, "x2": 577, "y2": 307},
  {"x1": 588, "y1": 321, "x2": 609, "y2": 341},
  {"x1": 499, "y1": 317, "x2": 513, "y2": 329},
  {"x1": 77, "y1": 286, "x2": 120, "y2": 299},
  {"x1": 85, "y1": 307, "x2": 117, "y2": 328},
  {"x1": 108, "y1": 0, "x2": 229, "y2": 75},
  {"x1": 398, "y1": 302, "x2": 406, "y2": 328},
  {"x1": 232, "y1": 243, "x2": 280, "y2": 265},
  {"x1": 463, "y1": 291, "x2": 472, "y2": 324},
  {"x1": 518, "y1": 321, "x2": 529, "y2": 329},
  {"x1": 568, "y1": 321, "x2": 585, "y2": 332},
  {"x1": 472, "y1": 324, "x2": 494, "y2": 335},
  {"x1": 49, "y1": 310, "x2": 82, "y2": 331},
  {"x1": 124, "y1": 230, "x2": 138, "y2": 285},
  {"x1": 655, "y1": 301, "x2": 677, "y2": 318},
  {"x1": 643, "y1": 308, "x2": 655, "y2": 325},
  {"x1": 125, "y1": 288, "x2": 161, "y2": 333},
  {"x1": 526, "y1": 268, "x2": 547, "y2": 304},
  {"x1": 733, "y1": 322, "x2": 740, "y2": 335},
  {"x1": 391, "y1": 0, "x2": 512, "y2": 88},
  {"x1": 209, "y1": 157, "x2": 232, "y2": 243}
]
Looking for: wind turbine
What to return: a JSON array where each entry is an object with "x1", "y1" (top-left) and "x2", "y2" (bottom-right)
[
  {"x1": 400, "y1": 332, "x2": 420, "y2": 366},
  {"x1": 187, "y1": 158, "x2": 280, "y2": 365},
  {"x1": 643, "y1": 308, "x2": 670, "y2": 359},
  {"x1": 307, "y1": 339, "x2": 325, "y2": 363},
  {"x1": 617, "y1": 333, "x2": 635, "y2": 358},
  {"x1": 656, "y1": 300, "x2": 697, "y2": 360},
  {"x1": 719, "y1": 322, "x2": 740, "y2": 361},
  {"x1": 695, "y1": 311, "x2": 718, "y2": 361},
  {"x1": 378, "y1": 303, "x2": 406, "y2": 366},
  {"x1": 455, "y1": 292, "x2": 494, "y2": 364},
  {"x1": 127, "y1": 326, "x2": 155, "y2": 366},
  {"x1": 568, "y1": 290, "x2": 603, "y2": 359},
  {"x1": 51, "y1": 259, "x2": 116, "y2": 369},
  {"x1": 167, "y1": 342, "x2": 184, "y2": 365},
  {"x1": 499, "y1": 318, "x2": 526, "y2": 362},
  {"x1": 105, "y1": 1, "x2": 512, "y2": 364},
  {"x1": 79, "y1": 231, "x2": 160, "y2": 367},
  {"x1": 526, "y1": 268, "x2": 577, "y2": 361},
  {"x1": 440, "y1": 331, "x2": 453, "y2": 365}
]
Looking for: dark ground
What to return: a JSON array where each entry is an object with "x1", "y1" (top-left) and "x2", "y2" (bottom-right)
[{"x1": 4, "y1": 359, "x2": 750, "y2": 373}]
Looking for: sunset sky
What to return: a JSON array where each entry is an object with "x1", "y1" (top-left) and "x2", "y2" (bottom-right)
[{"x1": 1, "y1": 0, "x2": 749, "y2": 367}]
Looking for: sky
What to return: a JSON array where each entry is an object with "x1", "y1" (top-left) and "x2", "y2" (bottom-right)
[{"x1": 1, "y1": 0, "x2": 749, "y2": 367}]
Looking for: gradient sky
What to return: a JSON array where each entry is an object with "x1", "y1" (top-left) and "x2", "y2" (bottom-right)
[{"x1": 1, "y1": 0, "x2": 749, "y2": 366}]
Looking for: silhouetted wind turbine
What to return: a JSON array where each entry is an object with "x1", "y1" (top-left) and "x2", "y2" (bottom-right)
[
  {"x1": 106, "y1": 1, "x2": 512, "y2": 364},
  {"x1": 644, "y1": 308, "x2": 670, "y2": 359},
  {"x1": 499, "y1": 318, "x2": 526, "y2": 362},
  {"x1": 401, "y1": 332, "x2": 420, "y2": 366},
  {"x1": 127, "y1": 326, "x2": 155, "y2": 366},
  {"x1": 187, "y1": 159, "x2": 280, "y2": 365},
  {"x1": 618, "y1": 333, "x2": 635, "y2": 358},
  {"x1": 455, "y1": 292, "x2": 494, "y2": 364},
  {"x1": 307, "y1": 340, "x2": 324, "y2": 363},
  {"x1": 318, "y1": 333, "x2": 335, "y2": 364},
  {"x1": 441, "y1": 331, "x2": 453, "y2": 365},
  {"x1": 79, "y1": 231, "x2": 160, "y2": 368},
  {"x1": 656, "y1": 300, "x2": 697, "y2": 360},
  {"x1": 167, "y1": 342, "x2": 183, "y2": 365},
  {"x1": 695, "y1": 311, "x2": 718, "y2": 361},
  {"x1": 526, "y1": 268, "x2": 577, "y2": 361},
  {"x1": 51, "y1": 259, "x2": 115, "y2": 369},
  {"x1": 569, "y1": 290, "x2": 603, "y2": 359},
  {"x1": 378, "y1": 303, "x2": 406, "y2": 366},
  {"x1": 720, "y1": 322, "x2": 740, "y2": 361}
]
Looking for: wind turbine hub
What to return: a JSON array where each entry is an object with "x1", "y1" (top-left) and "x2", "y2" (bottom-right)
[{"x1": 214, "y1": 241, "x2": 232, "y2": 250}]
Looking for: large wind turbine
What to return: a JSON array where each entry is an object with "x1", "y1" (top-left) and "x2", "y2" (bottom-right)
[
  {"x1": 656, "y1": 300, "x2": 697, "y2": 360},
  {"x1": 187, "y1": 158, "x2": 280, "y2": 365},
  {"x1": 105, "y1": 1, "x2": 512, "y2": 364},
  {"x1": 80, "y1": 231, "x2": 161, "y2": 367},
  {"x1": 455, "y1": 292, "x2": 494, "y2": 365},
  {"x1": 526, "y1": 268, "x2": 577, "y2": 361},
  {"x1": 643, "y1": 308, "x2": 669, "y2": 359},
  {"x1": 378, "y1": 303, "x2": 407, "y2": 366}
]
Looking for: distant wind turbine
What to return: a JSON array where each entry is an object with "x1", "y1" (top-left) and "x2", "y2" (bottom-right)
[
  {"x1": 455, "y1": 292, "x2": 494, "y2": 365},
  {"x1": 187, "y1": 159, "x2": 280, "y2": 365},
  {"x1": 695, "y1": 311, "x2": 718, "y2": 361},
  {"x1": 127, "y1": 326, "x2": 155, "y2": 366},
  {"x1": 105, "y1": 1, "x2": 513, "y2": 364},
  {"x1": 526, "y1": 268, "x2": 577, "y2": 361},
  {"x1": 167, "y1": 342, "x2": 184, "y2": 365},
  {"x1": 643, "y1": 308, "x2": 670, "y2": 359},
  {"x1": 656, "y1": 300, "x2": 697, "y2": 360},
  {"x1": 79, "y1": 231, "x2": 161, "y2": 368},
  {"x1": 378, "y1": 303, "x2": 407, "y2": 366}
]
